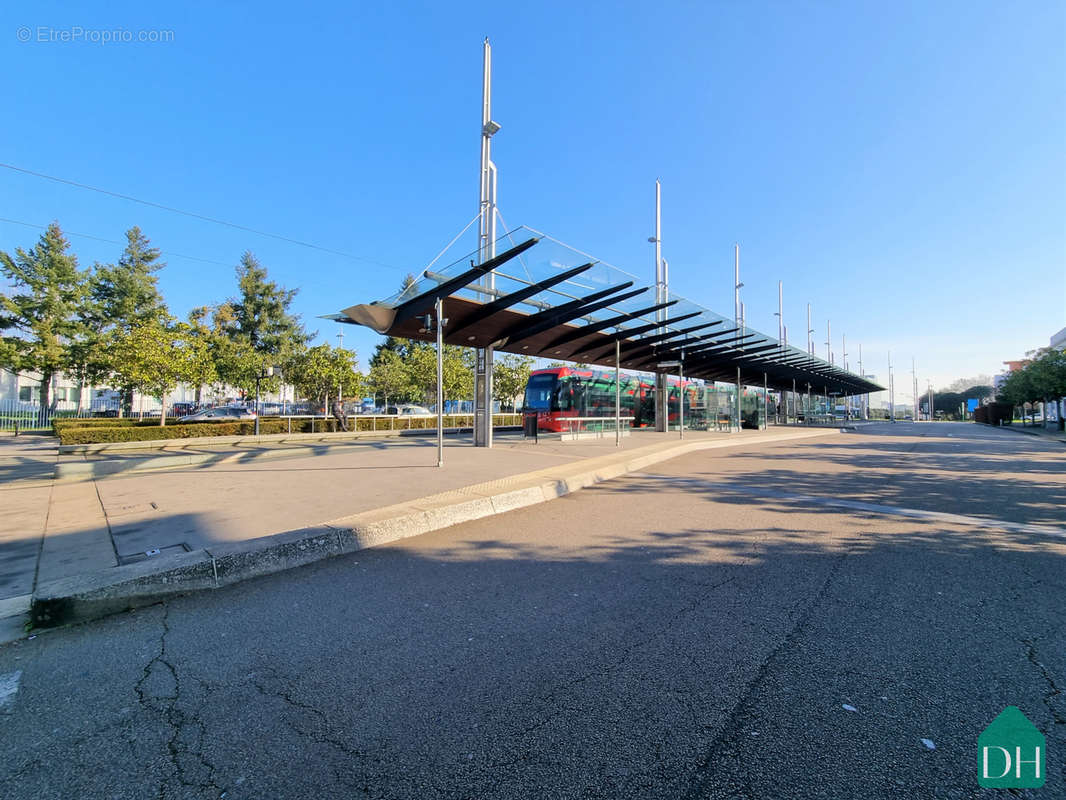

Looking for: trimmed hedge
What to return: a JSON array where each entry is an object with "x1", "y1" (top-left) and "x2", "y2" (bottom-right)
[
  {"x1": 59, "y1": 420, "x2": 286, "y2": 444},
  {"x1": 56, "y1": 413, "x2": 521, "y2": 445},
  {"x1": 53, "y1": 418, "x2": 154, "y2": 433},
  {"x1": 52, "y1": 416, "x2": 251, "y2": 434}
]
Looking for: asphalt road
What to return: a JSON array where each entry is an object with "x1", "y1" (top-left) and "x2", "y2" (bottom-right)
[{"x1": 1, "y1": 422, "x2": 1063, "y2": 799}]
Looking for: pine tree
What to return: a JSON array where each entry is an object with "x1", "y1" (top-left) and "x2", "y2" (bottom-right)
[
  {"x1": 80, "y1": 226, "x2": 170, "y2": 412},
  {"x1": 88, "y1": 226, "x2": 167, "y2": 331},
  {"x1": 0, "y1": 222, "x2": 88, "y2": 418},
  {"x1": 228, "y1": 251, "x2": 311, "y2": 361}
]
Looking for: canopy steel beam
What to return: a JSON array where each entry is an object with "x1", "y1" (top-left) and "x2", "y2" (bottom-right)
[
  {"x1": 496, "y1": 285, "x2": 648, "y2": 347},
  {"x1": 448, "y1": 261, "x2": 594, "y2": 339},
  {"x1": 391, "y1": 237, "x2": 539, "y2": 327},
  {"x1": 544, "y1": 299, "x2": 679, "y2": 349},
  {"x1": 567, "y1": 312, "x2": 706, "y2": 360}
]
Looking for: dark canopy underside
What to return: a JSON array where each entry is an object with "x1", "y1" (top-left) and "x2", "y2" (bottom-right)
[{"x1": 329, "y1": 233, "x2": 883, "y2": 397}]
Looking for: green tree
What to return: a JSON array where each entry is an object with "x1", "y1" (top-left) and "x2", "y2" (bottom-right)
[
  {"x1": 88, "y1": 227, "x2": 167, "y2": 331},
  {"x1": 185, "y1": 307, "x2": 220, "y2": 405},
  {"x1": 403, "y1": 343, "x2": 472, "y2": 408},
  {"x1": 0, "y1": 223, "x2": 88, "y2": 418},
  {"x1": 110, "y1": 320, "x2": 205, "y2": 426},
  {"x1": 228, "y1": 251, "x2": 311, "y2": 362},
  {"x1": 209, "y1": 302, "x2": 262, "y2": 399},
  {"x1": 367, "y1": 347, "x2": 411, "y2": 408},
  {"x1": 81, "y1": 226, "x2": 170, "y2": 413},
  {"x1": 493, "y1": 353, "x2": 535, "y2": 411},
  {"x1": 286, "y1": 344, "x2": 363, "y2": 407},
  {"x1": 1009, "y1": 348, "x2": 1066, "y2": 425}
]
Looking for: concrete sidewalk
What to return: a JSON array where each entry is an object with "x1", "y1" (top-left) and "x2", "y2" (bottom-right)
[
  {"x1": 993, "y1": 421, "x2": 1066, "y2": 444},
  {"x1": 0, "y1": 426, "x2": 842, "y2": 639}
]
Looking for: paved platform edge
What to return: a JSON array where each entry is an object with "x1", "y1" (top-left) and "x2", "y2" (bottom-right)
[
  {"x1": 53, "y1": 428, "x2": 514, "y2": 482},
  {"x1": 27, "y1": 428, "x2": 840, "y2": 633}
]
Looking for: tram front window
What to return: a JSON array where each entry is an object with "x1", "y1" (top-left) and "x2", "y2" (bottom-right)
[{"x1": 523, "y1": 373, "x2": 558, "y2": 412}]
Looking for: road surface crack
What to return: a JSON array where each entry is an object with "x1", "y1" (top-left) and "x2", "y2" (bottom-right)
[
  {"x1": 680, "y1": 546, "x2": 852, "y2": 800},
  {"x1": 249, "y1": 666, "x2": 371, "y2": 795},
  {"x1": 1021, "y1": 637, "x2": 1066, "y2": 787},
  {"x1": 134, "y1": 604, "x2": 223, "y2": 799}
]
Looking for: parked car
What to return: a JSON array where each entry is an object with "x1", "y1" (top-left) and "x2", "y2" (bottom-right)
[
  {"x1": 396, "y1": 405, "x2": 432, "y2": 416},
  {"x1": 178, "y1": 406, "x2": 257, "y2": 422}
]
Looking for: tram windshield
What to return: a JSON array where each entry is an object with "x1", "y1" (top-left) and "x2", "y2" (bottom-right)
[{"x1": 523, "y1": 372, "x2": 559, "y2": 411}]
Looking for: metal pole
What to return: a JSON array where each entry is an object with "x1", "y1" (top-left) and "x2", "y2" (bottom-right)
[
  {"x1": 255, "y1": 375, "x2": 260, "y2": 436},
  {"x1": 912, "y1": 358, "x2": 919, "y2": 422},
  {"x1": 653, "y1": 182, "x2": 666, "y2": 433},
  {"x1": 736, "y1": 367, "x2": 741, "y2": 432},
  {"x1": 888, "y1": 351, "x2": 894, "y2": 422},
  {"x1": 807, "y1": 303, "x2": 813, "y2": 355},
  {"x1": 777, "y1": 280, "x2": 784, "y2": 344},
  {"x1": 679, "y1": 358, "x2": 684, "y2": 439},
  {"x1": 826, "y1": 320, "x2": 832, "y2": 364},
  {"x1": 734, "y1": 244, "x2": 741, "y2": 327},
  {"x1": 475, "y1": 38, "x2": 498, "y2": 449},
  {"x1": 858, "y1": 343, "x2": 865, "y2": 419},
  {"x1": 436, "y1": 298, "x2": 444, "y2": 468},
  {"x1": 764, "y1": 372, "x2": 768, "y2": 429},
  {"x1": 615, "y1": 339, "x2": 621, "y2": 447},
  {"x1": 655, "y1": 182, "x2": 663, "y2": 302}
]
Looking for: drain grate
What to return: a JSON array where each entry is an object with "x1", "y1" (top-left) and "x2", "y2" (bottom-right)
[{"x1": 117, "y1": 543, "x2": 191, "y2": 566}]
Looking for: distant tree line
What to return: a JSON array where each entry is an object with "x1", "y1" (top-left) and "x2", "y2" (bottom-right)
[
  {"x1": 996, "y1": 348, "x2": 1066, "y2": 424},
  {"x1": 930, "y1": 384, "x2": 993, "y2": 418},
  {"x1": 0, "y1": 223, "x2": 534, "y2": 423}
]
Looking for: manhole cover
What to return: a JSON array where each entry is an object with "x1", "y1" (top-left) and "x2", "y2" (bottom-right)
[{"x1": 117, "y1": 543, "x2": 191, "y2": 566}]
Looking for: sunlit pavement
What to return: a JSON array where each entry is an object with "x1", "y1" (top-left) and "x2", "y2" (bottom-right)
[{"x1": 0, "y1": 422, "x2": 1062, "y2": 799}]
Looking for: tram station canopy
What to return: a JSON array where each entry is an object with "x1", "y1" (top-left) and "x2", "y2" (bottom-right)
[{"x1": 329, "y1": 227, "x2": 883, "y2": 396}]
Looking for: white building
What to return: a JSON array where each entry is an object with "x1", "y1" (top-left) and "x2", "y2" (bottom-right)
[{"x1": 0, "y1": 367, "x2": 296, "y2": 417}]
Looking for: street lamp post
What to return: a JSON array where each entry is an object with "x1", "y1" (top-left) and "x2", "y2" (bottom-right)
[
  {"x1": 475, "y1": 37, "x2": 501, "y2": 449},
  {"x1": 734, "y1": 244, "x2": 743, "y2": 330},
  {"x1": 807, "y1": 303, "x2": 814, "y2": 355},
  {"x1": 888, "y1": 351, "x2": 895, "y2": 422},
  {"x1": 254, "y1": 365, "x2": 275, "y2": 437},
  {"x1": 658, "y1": 357, "x2": 684, "y2": 439},
  {"x1": 421, "y1": 305, "x2": 448, "y2": 467},
  {"x1": 649, "y1": 182, "x2": 666, "y2": 433}
]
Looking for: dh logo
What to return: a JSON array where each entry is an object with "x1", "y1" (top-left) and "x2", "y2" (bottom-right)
[{"x1": 978, "y1": 706, "x2": 1046, "y2": 789}]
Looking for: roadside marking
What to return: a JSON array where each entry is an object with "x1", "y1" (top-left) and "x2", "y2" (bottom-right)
[
  {"x1": 0, "y1": 670, "x2": 22, "y2": 711},
  {"x1": 641, "y1": 476, "x2": 1066, "y2": 540}
]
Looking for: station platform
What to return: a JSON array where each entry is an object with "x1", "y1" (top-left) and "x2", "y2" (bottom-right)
[{"x1": 0, "y1": 425, "x2": 845, "y2": 638}]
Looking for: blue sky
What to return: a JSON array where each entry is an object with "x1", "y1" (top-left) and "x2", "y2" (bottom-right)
[{"x1": 2, "y1": 0, "x2": 1063, "y2": 400}]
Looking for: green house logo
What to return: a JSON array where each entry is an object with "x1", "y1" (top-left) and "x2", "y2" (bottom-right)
[{"x1": 978, "y1": 706, "x2": 1046, "y2": 788}]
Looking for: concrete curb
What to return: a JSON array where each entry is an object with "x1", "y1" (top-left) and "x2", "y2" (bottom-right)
[
  {"x1": 30, "y1": 427, "x2": 840, "y2": 630},
  {"x1": 981, "y1": 422, "x2": 1066, "y2": 443}
]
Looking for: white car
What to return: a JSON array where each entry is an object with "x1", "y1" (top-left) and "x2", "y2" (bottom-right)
[{"x1": 396, "y1": 405, "x2": 433, "y2": 416}]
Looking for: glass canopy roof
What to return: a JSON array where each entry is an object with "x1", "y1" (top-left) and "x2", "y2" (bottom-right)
[{"x1": 334, "y1": 226, "x2": 882, "y2": 396}]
